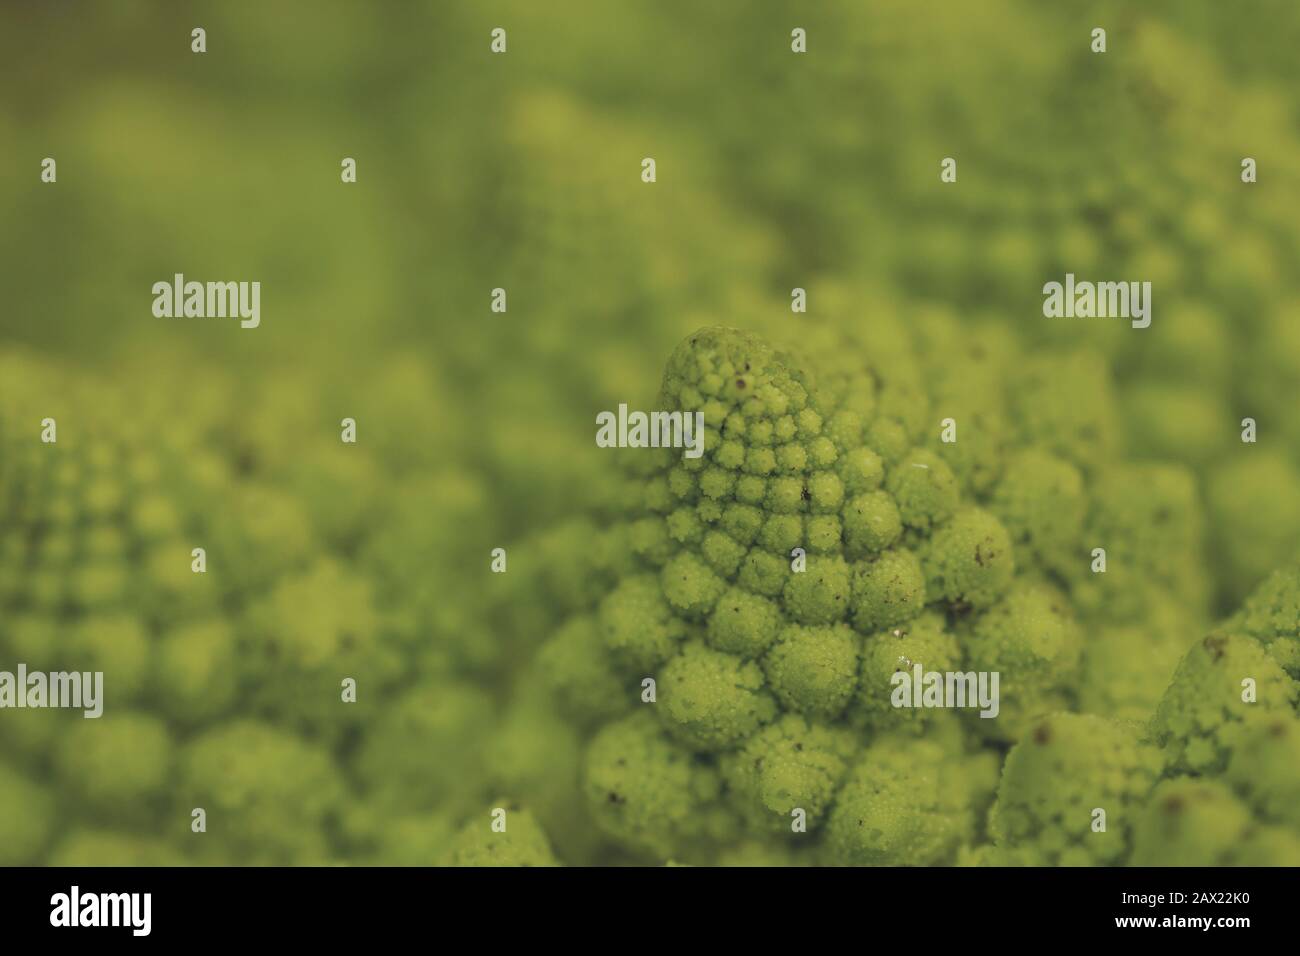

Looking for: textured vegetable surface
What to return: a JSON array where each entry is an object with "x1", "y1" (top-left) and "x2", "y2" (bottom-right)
[{"x1": 3, "y1": 0, "x2": 1300, "y2": 866}]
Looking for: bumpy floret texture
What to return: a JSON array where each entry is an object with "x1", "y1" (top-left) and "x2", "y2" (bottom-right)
[
  {"x1": 7, "y1": 303, "x2": 1297, "y2": 867},
  {"x1": 583, "y1": 711, "x2": 725, "y2": 859},
  {"x1": 851, "y1": 611, "x2": 961, "y2": 735},
  {"x1": 827, "y1": 735, "x2": 997, "y2": 866},
  {"x1": 988, "y1": 713, "x2": 1161, "y2": 866},
  {"x1": 0, "y1": 351, "x2": 546, "y2": 865},
  {"x1": 1132, "y1": 598, "x2": 1300, "y2": 864},
  {"x1": 527, "y1": 325, "x2": 1261, "y2": 865},
  {"x1": 8, "y1": 0, "x2": 1300, "y2": 867},
  {"x1": 964, "y1": 581, "x2": 1081, "y2": 742},
  {"x1": 1152, "y1": 633, "x2": 1298, "y2": 775},
  {"x1": 1225, "y1": 566, "x2": 1300, "y2": 679},
  {"x1": 721, "y1": 714, "x2": 857, "y2": 834}
]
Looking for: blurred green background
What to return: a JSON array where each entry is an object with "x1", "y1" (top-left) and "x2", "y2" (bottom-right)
[{"x1": 2, "y1": 1, "x2": 1299, "y2": 864}]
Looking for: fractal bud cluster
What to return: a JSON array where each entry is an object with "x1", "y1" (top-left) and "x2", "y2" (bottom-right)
[
  {"x1": 503, "y1": 322, "x2": 1300, "y2": 866},
  {"x1": 2, "y1": 1, "x2": 1300, "y2": 870}
]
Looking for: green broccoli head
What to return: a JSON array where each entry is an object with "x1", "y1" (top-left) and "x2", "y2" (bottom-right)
[
  {"x1": 1226, "y1": 564, "x2": 1300, "y2": 679},
  {"x1": 524, "y1": 325, "x2": 1239, "y2": 864},
  {"x1": 989, "y1": 448, "x2": 1085, "y2": 578},
  {"x1": 850, "y1": 547, "x2": 926, "y2": 631},
  {"x1": 886, "y1": 449, "x2": 959, "y2": 533},
  {"x1": 599, "y1": 572, "x2": 691, "y2": 669},
  {"x1": 583, "y1": 711, "x2": 723, "y2": 860},
  {"x1": 537, "y1": 613, "x2": 632, "y2": 726},
  {"x1": 964, "y1": 581, "x2": 1082, "y2": 742},
  {"x1": 826, "y1": 734, "x2": 995, "y2": 865},
  {"x1": 852, "y1": 611, "x2": 961, "y2": 735},
  {"x1": 989, "y1": 713, "x2": 1161, "y2": 865},
  {"x1": 1152, "y1": 632, "x2": 1299, "y2": 775},
  {"x1": 721, "y1": 714, "x2": 857, "y2": 835},
  {"x1": 922, "y1": 507, "x2": 1015, "y2": 611},
  {"x1": 659, "y1": 640, "x2": 778, "y2": 749}
]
